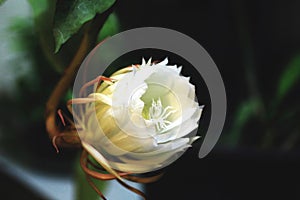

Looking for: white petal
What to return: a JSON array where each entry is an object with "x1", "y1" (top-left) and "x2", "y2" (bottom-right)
[
  {"x1": 82, "y1": 141, "x2": 124, "y2": 180},
  {"x1": 157, "y1": 57, "x2": 168, "y2": 65},
  {"x1": 147, "y1": 57, "x2": 152, "y2": 65},
  {"x1": 164, "y1": 64, "x2": 182, "y2": 74},
  {"x1": 112, "y1": 138, "x2": 194, "y2": 173},
  {"x1": 127, "y1": 137, "x2": 190, "y2": 159},
  {"x1": 108, "y1": 160, "x2": 162, "y2": 173},
  {"x1": 142, "y1": 58, "x2": 146, "y2": 65},
  {"x1": 153, "y1": 104, "x2": 202, "y2": 143}
]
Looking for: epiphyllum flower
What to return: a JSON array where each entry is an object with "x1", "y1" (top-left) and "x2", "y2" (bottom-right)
[{"x1": 71, "y1": 58, "x2": 203, "y2": 177}]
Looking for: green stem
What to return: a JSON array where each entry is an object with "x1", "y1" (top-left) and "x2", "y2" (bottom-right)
[
  {"x1": 232, "y1": 0, "x2": 271, "y2": 147},
  {"x1": 75, "y1": 153, "x2": 108, "y2": 200},
  {"x1": 45, "y1": 4, "x2": 117, "y2": 147},
  {"x1": 232, "y1": 0, "x2": 265, "y2": 116}
]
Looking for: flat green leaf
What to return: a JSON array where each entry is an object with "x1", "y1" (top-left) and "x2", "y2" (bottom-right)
[
  {"x1": 53, "y1": 0, "x2": 116, "y2": 52},
  {"x1": 276, "y1": 55, "x2": 300, "y2": 102},
  {"x1": 97, "y1": 12, "x2": 120, "y2": 42}
]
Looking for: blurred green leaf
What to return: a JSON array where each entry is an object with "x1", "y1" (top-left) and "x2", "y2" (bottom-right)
[
  {"x1": 27, "y1": 0, "x2": 67, "y2": 72},
  {"x1": 97, "y1": 12, "x2": 120, "y2": 42},
  {"x1": 53, "y1": 0, "x2": 116, "y2": 53},
  {"x1": 276, "y1": 55, "x2": 300, "y2": 102},
  {"x1": 27, "y1": 0, "x2": 50, "y2": 18},
  {"x1": 225, "y1": 98, "x2": 260, "y2": 147},
  {"x1": 28, "y1": 0, "x2": 82, "y2": 73},
  {"x1": 63, "y1": 88, "x2": 73, "y2": 102},
  {"x1": 7, "y1": 17, "x2": 33, "y2": 52},
  {"x1": 0, "y1": 0, "x2": 6, "y2": 6}
]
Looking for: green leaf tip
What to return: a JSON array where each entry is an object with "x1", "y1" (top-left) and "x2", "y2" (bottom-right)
[
  {"x1": 277, "y1": 55, "x2": 300, "y2": 102},
  {"x1": 53, "y1": 0, "x2": 116, "y2": 53}
]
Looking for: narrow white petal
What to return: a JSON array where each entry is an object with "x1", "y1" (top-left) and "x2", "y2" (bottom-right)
[
  {"x1": 147, "y1": 57, "x2": 152, "y2": 65},
  {"x1": 82, "y1": 141, "x2": 124, "y2": 180},
  {"x1": 114, "y1": 143, "x2": 191, "y2": 173},
  {"x1": 127, "y1": 138, "x2": 190, "y2": 159},
  {"x1": 142, "y1": 57, "x2": 146, "y2": 66},
  {"x1": 108, "y1": 161, "x2": 162, "y2": 173}
]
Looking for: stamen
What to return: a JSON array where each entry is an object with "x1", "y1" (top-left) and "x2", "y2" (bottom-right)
[{"x1": 149, "y1": 98, "x2": 176, "y2": 132}]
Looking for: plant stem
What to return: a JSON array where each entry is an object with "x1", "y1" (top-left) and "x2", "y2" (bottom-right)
[{"x1": 45, "y1": 5, "x2": 116, "y2": 148}]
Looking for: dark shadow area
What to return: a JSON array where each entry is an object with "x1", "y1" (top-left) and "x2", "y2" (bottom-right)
[
  {"x1": 146, "y1": 144, "x2": 300, "y2": 200},
  {"x1": 0, "y1": 170, "x2": 46, "y2": 200}
]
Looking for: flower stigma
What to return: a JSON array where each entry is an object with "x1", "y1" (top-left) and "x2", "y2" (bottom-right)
[{"x1": 148, "y1": 98, "x2": 176, "y2": 132}]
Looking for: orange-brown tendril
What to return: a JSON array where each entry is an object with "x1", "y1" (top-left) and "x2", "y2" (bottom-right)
[
  {"x1": 45, "y1": 7, "x2": 164, "y2": 196},
  {"x1": 80, "y1": 149, "x2": 163, "y2": 200},
  {"x1": 68, "y1": 62, "x2": 163, "y2": 199},
  {"x1": 79, "y1": 75, "x2": 115, "y2": 97},
  {"x1": 86, "y1": 175, "x2": 107, "y2": 200},
  {"x1": 45, "y1": 3, "x2": 117, "y2": 150},
  {"x1": 52, "y1": 64, "x2": 163, "y2": 198}
]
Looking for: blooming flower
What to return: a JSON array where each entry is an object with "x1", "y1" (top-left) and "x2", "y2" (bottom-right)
[{"x1": 71, "y1": 58, "x2": 203, "y2": 175}]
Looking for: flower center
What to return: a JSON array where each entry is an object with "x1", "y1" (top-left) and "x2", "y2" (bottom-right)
[{"x1": 148, "y1": 98, "x2": 176, "y2": 132}]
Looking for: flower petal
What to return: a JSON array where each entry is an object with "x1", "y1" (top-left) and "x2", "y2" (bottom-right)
[
  {"x1": 109, "y1": 137, "x2": 196, "y2": 173},
  {"x1": 82, "y1": 141, "x2": 124, "y2": 180}
]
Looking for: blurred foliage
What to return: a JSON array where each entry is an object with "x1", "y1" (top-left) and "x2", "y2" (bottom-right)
[
  {"x1": 276, "y1": 55, "x2": 300, "y2": 103},
  {"x1": 53, "y1": 0, "x2": 116, "y2": 52},
  {"x1": 28, "y1": 0, "x2": 76, "y2": 72},
  {"x1": 0, "y1": 0, "x2": 119, "y2": 198},
  {"x1": 0, "y1": 0, "x2": 119, "y2": 171},
  {"x1": 225, "y1": 98, "x2": 260, "y2": 147},
  {"x1": 0, "y1": 11, "x2": 78, "y2": 174},
  {"x1": 225, "y1": 53, "x2": 300, "y2": 150},
  {"x1": 222, "y1": 1, "x2": 300, "y2": 151}
]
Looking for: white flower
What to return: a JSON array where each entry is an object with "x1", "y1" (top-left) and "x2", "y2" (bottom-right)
[{"x1": 72, "y1": 58, "x2": 203, "y2": 175}]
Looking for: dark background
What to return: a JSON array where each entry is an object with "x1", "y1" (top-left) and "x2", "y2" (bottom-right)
[
  {"x1": 1, "y1": 0, "x2": 300, "y2": 199},
  {"x1": 118, "y1": 1, "x2": 300, "y2": 199}
]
